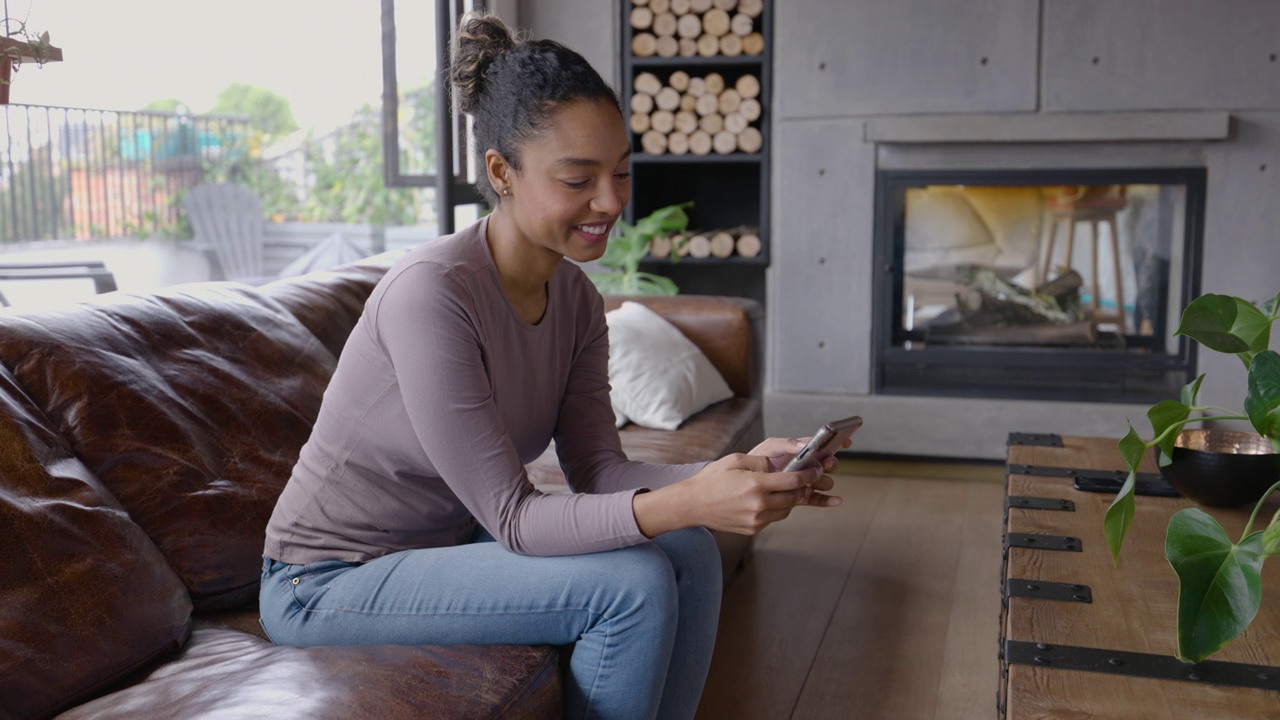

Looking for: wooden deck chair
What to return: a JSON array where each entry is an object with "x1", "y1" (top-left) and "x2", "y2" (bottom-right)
[{"x1": 182, "y1": 183, "x2": 274, "y2": 285}]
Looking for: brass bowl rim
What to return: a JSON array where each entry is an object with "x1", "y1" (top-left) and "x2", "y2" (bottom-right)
[{"x1": 1174, "y1": 428, "x2": 1276, "y2": 456}]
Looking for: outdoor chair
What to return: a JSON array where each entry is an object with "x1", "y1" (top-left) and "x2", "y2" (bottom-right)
[
  {"x1": 182, "y1": 183, "x2": 275, "y2": 285},
  {"x1": 0, "y1": 260, "x2": 119, "y2": 307}
]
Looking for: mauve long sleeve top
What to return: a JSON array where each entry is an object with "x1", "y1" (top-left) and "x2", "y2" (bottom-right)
[{"x1": 264, "y1": 217, "x2": 705, "y2": 564}]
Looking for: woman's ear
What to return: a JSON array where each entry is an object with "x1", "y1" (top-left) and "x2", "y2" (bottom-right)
[{"x1": 485, "y1": 149, "x2": 513, "y2": 198}]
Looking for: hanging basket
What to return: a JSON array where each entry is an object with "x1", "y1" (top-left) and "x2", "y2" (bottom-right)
[{"x1": 0, "y1": 35, "x2": 64, "y2": 105}]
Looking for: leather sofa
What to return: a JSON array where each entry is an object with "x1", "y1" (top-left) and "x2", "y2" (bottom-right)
[{"x1": 0, "y1": 256, "x2": 764, "y2": 720}]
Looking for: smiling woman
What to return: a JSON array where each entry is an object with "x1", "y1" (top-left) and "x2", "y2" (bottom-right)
[{"x1": 258, "y1": 10, "x2": 843, "y2": 720}]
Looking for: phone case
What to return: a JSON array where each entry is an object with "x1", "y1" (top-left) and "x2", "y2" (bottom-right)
[{"x1": 783, "y1": 416, "x2": 862, "y2": 472}]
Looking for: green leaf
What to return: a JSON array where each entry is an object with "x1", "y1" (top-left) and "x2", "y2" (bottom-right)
[
  {"x1": 632, "y1": 272, "x2": 679, "y2": 296},
  {"x1": 1165, "y1": 508, "x2": 1266, "y2": 663},
  {"x1": 1176, "y1": 294, "x2": 1272, "y2": 355},
  {"x1": 1106, "y1": 425, "x2": 1148, "y2": 563},
  {"x1": 596, "y1": 204, "x2": 692, "y2": 289},
  {"x1": 588, "y1": 271, "x2": 629, "y2": 295},
  {"x1": 1245, "y1": 350, "x2": 1280, "y2": 441},
  {"x1": 643, "y1": 202, "x2": 692, "y2": 233},
  {"x1": 1118, "y1": 423, "x2": 1147, "y2": 473},
  {"x1": 1104, "y1": 470, "x2": 1138, "y2": 565},
  {"x1": 1148, "y1": 400, "x2": 1192, "y2": 461},
  {"x1": 1261, "y1": 291, "x2": 1280, "y2": 319},
  {"x1": 1263, "y1": 508, "x2": 1280, "y2": 557},
  {"x1": 1179, "y1": 374, "x2": 1206, "y2": 408}
]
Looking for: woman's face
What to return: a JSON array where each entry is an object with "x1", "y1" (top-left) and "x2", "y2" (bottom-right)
[{"x1": 496, "y1": 97, "x2": 632, "y2": 264}]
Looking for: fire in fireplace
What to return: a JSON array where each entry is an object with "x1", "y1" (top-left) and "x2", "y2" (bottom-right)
[{"x1": 872, "y1": 167, "x2": 1206, "y2": 403}]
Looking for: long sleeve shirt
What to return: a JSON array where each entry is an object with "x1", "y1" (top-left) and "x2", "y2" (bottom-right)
[{"x1": 264, "y1": 216, "x2": 705, "y2": 564}]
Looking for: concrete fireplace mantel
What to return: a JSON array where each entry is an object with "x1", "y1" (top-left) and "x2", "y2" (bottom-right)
[{"x1": 865, "y1": 111, "x2": 1231, "y2": 144}]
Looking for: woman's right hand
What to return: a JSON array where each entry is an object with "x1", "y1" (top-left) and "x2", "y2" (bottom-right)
[{"x1": 632, "y1": 454, "x2": 841, "y2": 538}]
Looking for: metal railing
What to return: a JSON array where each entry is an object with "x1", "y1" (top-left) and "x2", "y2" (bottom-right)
[{"x1": 0, "y1": 103, "x2": 251, "y2": 243}]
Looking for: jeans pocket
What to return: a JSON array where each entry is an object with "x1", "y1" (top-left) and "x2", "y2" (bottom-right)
[{"x1": 286, "y1": 560, "x2": 357, "y2": 609}]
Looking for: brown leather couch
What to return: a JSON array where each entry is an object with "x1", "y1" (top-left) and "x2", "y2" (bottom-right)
[{"x1": 0, "y1": 258, "x2": 763, "y2": 720}]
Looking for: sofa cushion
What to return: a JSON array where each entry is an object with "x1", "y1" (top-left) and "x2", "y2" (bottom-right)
[
  {"x1": 605, "y1": 301, "x2": 734, "y2": 430},
  {"x1": 57, "y1": 625, "x2": 562, "y2": 720},
  {"x1": 0, "y1": 365, "x2": 192, "y2": 720},
  {"x1": 603, "y1": 295, "x2": 758, "y2": 398},
  {"x1": 0, "y1": 285, "x2": 337, "y2": 611}
]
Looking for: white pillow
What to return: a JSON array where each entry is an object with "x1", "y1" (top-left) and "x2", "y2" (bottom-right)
[{"x1": 605, "y1": 301, "x2": 734, "y2": 430}]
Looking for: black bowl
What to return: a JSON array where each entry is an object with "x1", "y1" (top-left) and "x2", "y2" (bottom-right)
[{"x1": 1158, "y1": 429, "x2": 1280, "y2": 508}]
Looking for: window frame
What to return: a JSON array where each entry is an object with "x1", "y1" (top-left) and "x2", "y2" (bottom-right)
[{"x1": 380, "y1": 0, "x2": 483, "y2": 234}]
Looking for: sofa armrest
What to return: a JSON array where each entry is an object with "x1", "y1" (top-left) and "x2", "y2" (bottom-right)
[{"x1": 603, "y1": 295, "x2": 763, "y2": 400}]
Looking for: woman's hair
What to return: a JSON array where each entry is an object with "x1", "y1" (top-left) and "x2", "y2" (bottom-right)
[{"x1": 451, "y1": 11, "x2": 622, "y2": 206}]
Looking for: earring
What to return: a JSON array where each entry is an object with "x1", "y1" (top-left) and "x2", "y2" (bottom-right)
[{"x1": 502, "y1": 188, "x2": 511, "y2": 196}]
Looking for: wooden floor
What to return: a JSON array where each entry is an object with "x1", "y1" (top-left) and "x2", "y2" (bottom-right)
[{"x1": 696, "y1": 458, "x2": 1007, "y2": 720}]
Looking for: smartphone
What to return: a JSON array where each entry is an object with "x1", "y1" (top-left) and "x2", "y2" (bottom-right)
[{"x1": 783, "y1": 416, "x2": 863, "y2": 472}]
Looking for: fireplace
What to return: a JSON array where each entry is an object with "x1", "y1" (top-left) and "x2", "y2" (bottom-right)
[{"x1": 872, "y1": 167, "x2": 1207, "y2": 404}]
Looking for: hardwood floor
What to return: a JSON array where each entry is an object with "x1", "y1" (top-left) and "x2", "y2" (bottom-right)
[{"x1": 696, "y1": 458, "x2": 1007, "y2": 720}]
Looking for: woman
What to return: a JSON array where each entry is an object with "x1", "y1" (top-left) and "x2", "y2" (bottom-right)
[{"x1": 260, "y1": 11, "x2": 843, "y2": 719}]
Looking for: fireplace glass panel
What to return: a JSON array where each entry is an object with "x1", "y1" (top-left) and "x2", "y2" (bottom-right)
[{"x1": 876, "y1": 169, "x2": 1204, "y2": 403}]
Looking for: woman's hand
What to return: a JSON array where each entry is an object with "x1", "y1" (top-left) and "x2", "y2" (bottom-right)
[
  {"x1": 749, "y1": 435, "x2": 848, "y2": 475},
  {"x1": 632, "y1": 453, "x2": 842, "y2": 539}
]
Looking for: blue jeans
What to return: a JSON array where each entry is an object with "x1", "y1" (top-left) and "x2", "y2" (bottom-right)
[{"x1": 260, "y1": 527, "x2": 722, "y2": 720}]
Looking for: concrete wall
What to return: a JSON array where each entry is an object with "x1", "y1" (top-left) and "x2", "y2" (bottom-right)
[{"x1": 523, "y1": 0, "x2": 1280, "y2": 460}]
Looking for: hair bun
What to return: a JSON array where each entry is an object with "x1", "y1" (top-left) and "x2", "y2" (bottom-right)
[{"x1": 451, "y1": 11, "x2": 518, "y2": 115}]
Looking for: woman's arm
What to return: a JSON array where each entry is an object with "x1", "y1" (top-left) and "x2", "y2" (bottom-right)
[{"x1": 632, "y1": 453, "x2": 840, "y2": 538}]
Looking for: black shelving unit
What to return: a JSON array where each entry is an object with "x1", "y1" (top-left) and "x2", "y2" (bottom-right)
[{"x1": 618, "y1": 0, "x2": 773, "y2": 295}]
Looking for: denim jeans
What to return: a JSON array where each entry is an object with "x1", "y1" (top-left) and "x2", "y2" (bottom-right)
[{"x1": 260, "y1": 526, "x2": 722, "y2": 720}]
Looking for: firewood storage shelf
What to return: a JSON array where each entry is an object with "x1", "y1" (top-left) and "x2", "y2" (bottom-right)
[{"x1": 620, "y1": 0, "x2": 773, "y2": 269}]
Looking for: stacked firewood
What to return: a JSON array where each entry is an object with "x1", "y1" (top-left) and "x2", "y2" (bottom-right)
[
  {"x1": 629, "y1": 70, "x2": 763, "y2": 156},
  {"x1": 629, "y1": 0, "x2": 764, "y2": 59},
  {"x1": 648, "y1": 225, "x2": 762, "y2": 260}
]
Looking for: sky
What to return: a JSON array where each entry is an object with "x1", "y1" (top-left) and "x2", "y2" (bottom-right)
[{"x1": 7, "y1": 0, "x2": 438, "y2": 134}]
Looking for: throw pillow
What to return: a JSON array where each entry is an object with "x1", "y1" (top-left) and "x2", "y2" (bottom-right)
[{"x1": 605, "y1": 301, "x2": 734, "y2": 430}]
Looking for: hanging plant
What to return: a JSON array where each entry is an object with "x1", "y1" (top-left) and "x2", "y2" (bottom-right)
[{"x1": 1, "y1": 9, "x2": 62, "y2": 105}]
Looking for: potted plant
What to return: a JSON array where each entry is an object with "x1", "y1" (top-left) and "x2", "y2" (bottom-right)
[
  {"x1": 589, "y1": 202, "x2": 691, "y2": 296},
  {"x1": 1105, "y1": 291, "x2": 1280, "y2": 663},
  {"x1": 1, "y1": 13, "x2": 61, "y2": 105}
]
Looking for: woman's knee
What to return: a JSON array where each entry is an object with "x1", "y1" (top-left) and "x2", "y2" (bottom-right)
[{"x1": 655, "y1": 527, "x2": 722, "y2": 583}]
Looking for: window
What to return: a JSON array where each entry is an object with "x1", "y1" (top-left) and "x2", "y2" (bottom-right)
[{"x1": 380, "y1": 0, "x2": 486, "y2": 234}]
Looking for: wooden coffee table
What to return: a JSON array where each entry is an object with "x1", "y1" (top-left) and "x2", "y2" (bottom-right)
[{"x1": 1001, "y1": 434, "x2": 1280, "y2": 719}]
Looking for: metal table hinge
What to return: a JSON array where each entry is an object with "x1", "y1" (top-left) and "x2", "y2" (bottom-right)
[
  {"x1": 1007, "y1": 432, "x2": 1063, "y2": 447},
  {"x1": 1007, "y1": 496, "x2": 1075, "y2": 511},
  {"x1": 1007, "y1": 533, "x2": 1081, "y2": 552},
  {"x1": 1004, "y1": 640, "x2": 1280, "y2": 691},
  {"x1": 1007, "y1": 579, "x2": 1092, "y2": 603},
  {"x1": 1006, "y1": 464, "x2": 1179, "y2": 497}
]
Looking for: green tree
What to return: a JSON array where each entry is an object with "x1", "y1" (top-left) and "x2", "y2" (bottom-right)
[
  {"x1": 400, "y1": 82, "x2": 437, "y2": 176},
  {"x1": 300, "y1": 103, "x2": 419, "y2": 225},
  {"x1": 188, "y1": 82, "x2": 438, "y2": 228},
  {"x1": 209, "y1": 83, "x2": 299, "y2": 139},
  {"x1": 142, "y1": 98, "x2": 187, "y2": 113}
]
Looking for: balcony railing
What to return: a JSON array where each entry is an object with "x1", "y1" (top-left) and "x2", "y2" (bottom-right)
[{"x1": 0, "y1": 103, "x2": 251, "y2": 244}]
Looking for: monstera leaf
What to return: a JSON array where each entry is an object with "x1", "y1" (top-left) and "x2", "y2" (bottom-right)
[
  {"x1": 1244, "y1": 351, "x2": 1280, "y2": 446},
  {"x1": 1176, "y1": 294, "x2": 1272, "y2": 359},
  {"x1": 1165, "y1": 508, "x2": 1266, "y2": 663}
]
